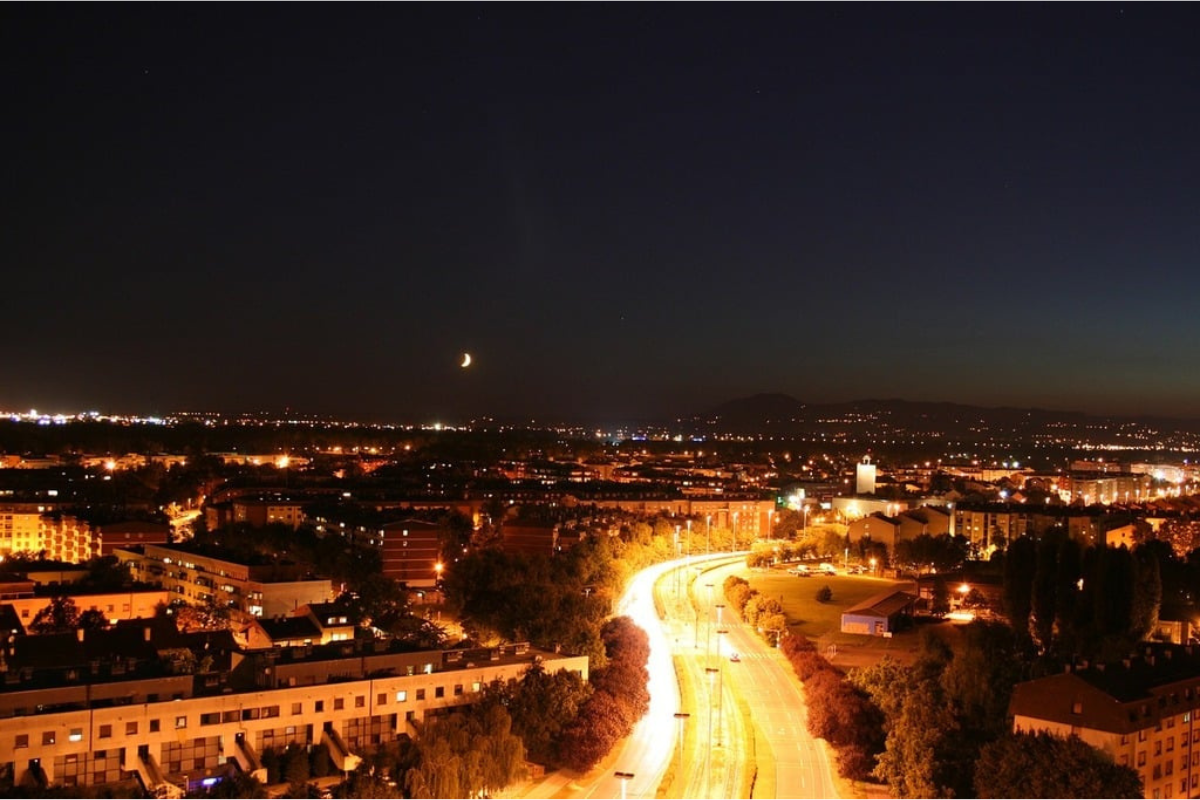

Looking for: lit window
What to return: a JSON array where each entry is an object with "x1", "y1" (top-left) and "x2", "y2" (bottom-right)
[{"x1": 396, "y1": 691, "x2": 407, "y2": 702}]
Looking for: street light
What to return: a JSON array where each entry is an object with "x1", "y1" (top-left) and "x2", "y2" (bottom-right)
[
  {"x1": 673, "y1": 712, "x2": 690, "y2": 775},
  {"x1": 715, "y1": 628, "x2": 728, "y2": 745},
  {"x1": 614, "y1": 771, "x2": 635, "y2": 800},
  {"x1": 705, "y1": 666, "x2": 721, "y2": 748}
]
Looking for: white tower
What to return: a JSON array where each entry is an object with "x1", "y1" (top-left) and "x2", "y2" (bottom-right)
[{"x1": 856, "y1": 456, "x2": 876, "y2": 495}]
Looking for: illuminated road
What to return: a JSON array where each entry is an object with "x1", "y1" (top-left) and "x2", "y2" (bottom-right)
[
  {"x1": 702, "y1": 562, "x2": 839, "y2": 799},
  {"x1": 521, "y1": 554, "x2": 819, "y2": 800},
  {"x1": 522, "y1": 557, "x2": 700, "y2": 800}
]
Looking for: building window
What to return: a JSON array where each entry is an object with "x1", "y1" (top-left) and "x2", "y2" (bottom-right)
[
  {"x1": 150, "y1": 720, "x2": 160, "y2": 733},
  {"x1": 14, "y1": 735, "x2": 27, "y2": 749},
  {"x1": 334, "y1": 698, "x2": 344, "y2": 711},
  {"x1": 1139, "y1": 751, "x2": 1147, "y2": 767},
  {"x1": 416, "y1": 689, "x2": 426, "y2": 701},
  {"x1": 315, "y1": 701, "x2": 324, "y2": 712},
  {"x1": 1140, "y1": 730, "x2": 1148, "y2": 742},
  {"x1": 435, "y1": 687, "x2": 444, "y2": 699},
  {"x1": 454, "y1": 684, "x2": 464, "y2": 697},
  {"x1": 472, "y1": 681, "x2": 481, "y2": 693},
  {"x1": 355, "y1": 696, "x2": 365, "y2": 709},
  {"x1": 1156, "y1": 741, "x2": 1163, "y2": 757},
  {"x1": 69, "y1": 729, "x2": 83, "y2": 742},
  {"x1": 99, "y1": 725, "x2": 112, "y2": 739},
  {"x1": 126, "y1": 722, "x2": 138, "y2": 736},
  {"x1": 175, "y1": 716, "x2": 187, "y2": 729},
  {"x1": 292, "y1": 703, "x2": 302, "y2": 715},
  {"x1": 1071, "y1": 701, "x2": 1083, "y2": 715},
  {"x1": 1168, "y1": 736, "x2": 1175, "y2": 752},
  {"x1": 43, "y1": 732, "x2": 56, "y2": 745},
  {"x1": 396, "y1": 691, "x2": 407, "y2": 703}
]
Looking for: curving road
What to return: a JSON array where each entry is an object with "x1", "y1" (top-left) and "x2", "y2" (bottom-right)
[
  {"x1": 521, "y1": 553, "x2": 837, "y2": 800},
  {"x1": 701, "y1": 562, "x2": 839, "y2": 799}
]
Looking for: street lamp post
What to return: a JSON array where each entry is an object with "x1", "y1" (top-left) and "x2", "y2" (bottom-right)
[
  {"x1": 614, "y1": 771, "x2": 635, "y2": 800},
  {"x1": 732, "y1": 511, "x2": 739, "y2": 552},
  {"x1": 705, "y1": 666, "x2": 720, "y2": 749},
  {"x1": 705, "y1": 514, "x2": 712, "y2": 557},
  {"x1": 703, "y1": 584, "x2": 714, "y2": 661},
  {"x1": 673, "y1": 712, "x2": 690, "y2": 775},
  {"x1": 674, "y1": 525, "x2": 682, "y2": 601},
  {"x1": 717, "y1": 631, "x2": 728, "y2": 742}
]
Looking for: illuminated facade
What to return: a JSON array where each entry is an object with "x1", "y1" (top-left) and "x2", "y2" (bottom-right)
[
  {"x1": 1011, "y1": 645, "x2": 1200, "y2": 799},
  {"x1": 375, "y1": 520, "x2": 444, "y2": 587},
  {"x1": 0, "y1": 506, "x2": 95, "y2": 564},
  {"x1": 0, "y1": 633, "x2": 586, "y2": 796},
  {"x1": 115, "y1": 545, "x2": 332, "y2": 618}
]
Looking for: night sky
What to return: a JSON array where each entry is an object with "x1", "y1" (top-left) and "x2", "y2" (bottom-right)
[{"x1": 4, "y1": 4, "x2": 1199, "y2": 424}]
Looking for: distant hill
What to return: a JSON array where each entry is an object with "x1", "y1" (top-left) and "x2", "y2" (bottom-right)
[{"x1": 681, "y1": 393, "x2": 1200, "y2": 444}]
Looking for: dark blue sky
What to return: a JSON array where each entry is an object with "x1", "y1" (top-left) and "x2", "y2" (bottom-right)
[{"x1": 4, "y1": 4, "x2": 1199, "y2": 423}]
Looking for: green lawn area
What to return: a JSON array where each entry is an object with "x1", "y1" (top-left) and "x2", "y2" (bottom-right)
[{"x1": 744, "y1": 569, "x2": 924, "y2": 669}]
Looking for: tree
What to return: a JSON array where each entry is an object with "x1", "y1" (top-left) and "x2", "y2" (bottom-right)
[
  {"x1": 974, "y1": 731, "x2": 1142, "y2": 798},
  {"x1": 78, "y1": 608, "x2": 110, "y2": 631},
  {"x1": 1003, "y1": 535, "x2": 1037, "y2": 636},
  {"x1": 29, "y1": 595, "x2": 80, "y2": 634},
  {"x1": 1131, "y1": 543, "x2": 1163, "y2": 641}
]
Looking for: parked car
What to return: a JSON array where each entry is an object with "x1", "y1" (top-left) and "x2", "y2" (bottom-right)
[
  {"x1": 819, "y1": 563, "x2": 838, "y2": 575},
  {"x1": 786, "y1": 565, "x2": 811, "y2": 576}
]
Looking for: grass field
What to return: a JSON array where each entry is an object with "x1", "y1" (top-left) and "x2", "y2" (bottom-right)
[{"x1": 744, "y1": 568, "x2": 926, "y2": 669}]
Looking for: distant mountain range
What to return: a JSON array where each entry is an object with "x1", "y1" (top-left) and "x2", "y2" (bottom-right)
[{"x1": 680, "y1": 393, "x2": 1200, "y2": 443}]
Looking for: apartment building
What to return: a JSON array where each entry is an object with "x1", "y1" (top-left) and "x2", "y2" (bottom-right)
[
  {"x1": 0, "y1": 629, "x2": 585, "y2": 797},
  {"x1": 115, "y1": 544, "x2": 332, "y2": 618},
  {"x1": 0, "y1": 505, "x2": 95, "y2": 564},
  {"x1": 376, "y1": 520, "x2": 444, "y2": 587},
  {"x1": 1010, "y1": 644, "x2": 1200, "y2": 799}
]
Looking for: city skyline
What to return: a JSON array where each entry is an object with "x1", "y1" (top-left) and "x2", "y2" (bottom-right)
[{"x1": 5, "y1": 4, "x2": 1200, "y2": 423}]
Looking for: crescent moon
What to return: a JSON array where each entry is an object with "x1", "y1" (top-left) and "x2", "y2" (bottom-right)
[{"x1": 460, "y1": 352, "x2": 472, "y2": 368}]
